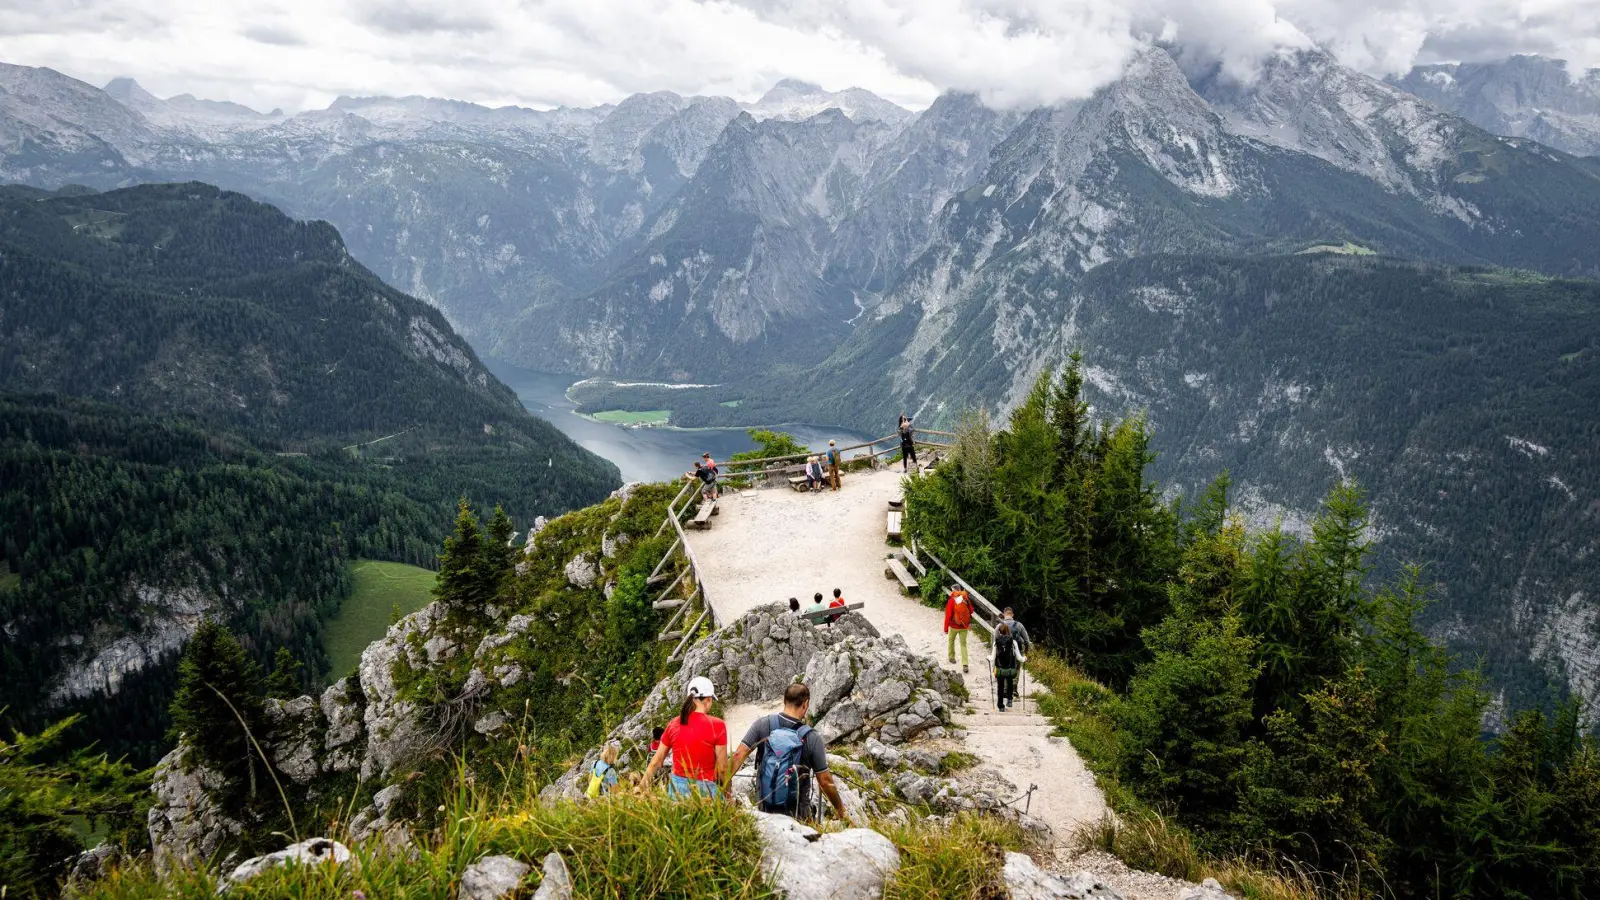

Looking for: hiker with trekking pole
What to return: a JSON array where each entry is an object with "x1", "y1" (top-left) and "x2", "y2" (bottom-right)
[{"x1": 991, "y1": 622, "x2": 1026, "y2": 712}]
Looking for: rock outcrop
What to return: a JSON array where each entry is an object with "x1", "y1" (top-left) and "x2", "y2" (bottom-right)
[
  {"x1": 545, "y1": 604, "x2": 958, "y2": 797},
  {"x1": 1003, "y1": 853, "x2": 1126, "y2": 899},
  {"x1": 146, "y1": 750, "x2": 243, "y2": 875}
]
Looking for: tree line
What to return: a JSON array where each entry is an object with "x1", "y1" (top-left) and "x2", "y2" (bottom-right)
[{"x1": 905, "y1": 357, "x2": 1600, "y2": 897}]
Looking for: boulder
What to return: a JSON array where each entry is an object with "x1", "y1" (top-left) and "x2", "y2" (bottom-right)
[
  {"x1": 863, "y1": 737, "x2": 902, "y2": 770},
  {"x1": 146, "y1": 746, "x2": 243, "y2": 875},
  {"x1": 223, "y1": 838, "x2": 352, "y2": 890},
  {"x1": 263, "y1": 695, "x2": 322, "y2": 784},
  {"x1": 545, "y1": 604, "x2": 959, "y2": 798},
  {"x1": 902, "y1": 748, "x2": 945, "y2": 774},
  {"x1": 753, "y1": 812, "x2": 900, "y2": 900},
  {"x1": 564, "y1": 553, "x2": 599, "y2": 588},
  {"x1": 474, "y1": 710, "x2": 509, "y2": 735},
  {"x1": 67, "y1": 842, "x2": 118, "y2": 886},
  {"x1": 1002, "y1": 853, "x2": 1125, "y2": 899},
  {"x1": 350, "y1": 784, "x2": 412, "y2": 848},
  {"x1": 532, "y1": 851, "x2": 575, "y2": 900},
  {"x1": 460, "y1": 854, "x2": 531, "y2": 900},
  {"x1": 320, "y1": 678, "x2": 365, "y2": 773},
  {"x1": 1176, "y1": 878, "x2": 1238, "y2": 900}
]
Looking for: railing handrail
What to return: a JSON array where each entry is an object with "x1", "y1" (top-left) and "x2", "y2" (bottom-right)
[{"x1": 716, "y1": 433, "x2": 953, "y2": 473}]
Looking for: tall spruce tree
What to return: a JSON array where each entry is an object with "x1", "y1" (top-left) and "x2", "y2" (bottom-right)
[
  {"x1": 168, "y1": 620, "x2": 267, "y2": 805},
  {"x1": 435, "y1": 499, "x2": 491, "y2": 610}
]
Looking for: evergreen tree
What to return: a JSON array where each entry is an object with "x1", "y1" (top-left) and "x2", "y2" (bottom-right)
[
  {"x1": 168, "y1": 620, "x2": 267, "y2": 805},
  {"x1": 0, "y1": 715, "x2": 146, "y2": 899},
  {"x1": 435, "y1": 499, "x2": 491, "y2": 610},
  {"x1": 482, "y1": 504, "x2": 518, "y2": 599},
  {"x1": 1114, "y1": 603, "x2": 1260, "y2": 835},
  {"x1": 265, "y1": 647, "x2": 302, "y2": 700}
]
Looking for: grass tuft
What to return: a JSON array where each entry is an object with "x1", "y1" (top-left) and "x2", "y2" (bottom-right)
[{"x1": 880, "y1": 812, "x2": 1032, "y2": 900}]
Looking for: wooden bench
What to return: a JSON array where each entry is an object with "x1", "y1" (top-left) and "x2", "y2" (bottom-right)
[
  {"x1": 691, "y1": 500, "x2": 717, "y2": 529},
  {"x1": 799, "y1": 602, "x2": 865, "y2": 625},
  {"x1": 884, "y1": 557, "x2": 919, "y2": 595},
  {"x1": 788, "y1": 474, "x2": 813, "y2": 491},
  {"x1": 886, "y1": 510, "x2": 903, "y2": 541}
]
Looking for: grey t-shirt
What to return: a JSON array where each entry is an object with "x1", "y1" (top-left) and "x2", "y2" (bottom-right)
[{"x1": 739, "y1": 712, "x2": 829, "y2": 814}]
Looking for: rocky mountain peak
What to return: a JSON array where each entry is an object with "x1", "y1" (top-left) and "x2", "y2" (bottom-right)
[
  {"x1": 1395, "y1": 54, "x2": 1600, "y2": 156},
  {"x1": 744, "y1": 79, "x2": 911, "y2": 125}
]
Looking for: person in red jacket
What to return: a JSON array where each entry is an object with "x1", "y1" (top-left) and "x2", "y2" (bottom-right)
[
  {"x1": 943, "y1": 585, "x2": 973, "y2": 673},
  {"x1": 826, "y1": 587, "x2": 846, "y2": 624}
]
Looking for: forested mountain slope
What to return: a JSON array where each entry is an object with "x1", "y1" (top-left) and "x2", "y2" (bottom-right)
[{"x1": 0, "y1": 183, "x2": 618, "y2": 762}]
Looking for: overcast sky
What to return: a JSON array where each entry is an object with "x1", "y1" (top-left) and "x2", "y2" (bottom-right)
[{"x1": 2, "y1": 0, "x2": 1597, "y2": 113}]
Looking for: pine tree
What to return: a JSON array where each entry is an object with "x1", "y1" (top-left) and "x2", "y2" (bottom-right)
[
  {"x1": 435, "y1": 499, "x2": 491, "y2": 610},
  {"x1": 169, "y1": 620, "x2": 267, "y2": 806},
  {"x1": 482, "y1": 504, "x2": 517, "y2": 597},
  {"x1": 265, "y1": 647, "x2": 302, "y2": 699}
]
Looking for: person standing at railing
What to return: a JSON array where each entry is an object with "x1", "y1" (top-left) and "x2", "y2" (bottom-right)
[
  {"x1": 944, "y1": 584, "x2": 973, "y2": 673},
  {"x1": 687, "y1": 460, "x2": 717, "y2": 502},
  {"x1": 826, "y1": 440, "x2": 842, "y2": 491},
  {"x1": 898, "y1": 415, "x2": 918, "y2": 473},
  {"x1": 701, "y1": 452, "x2": 720, "y2": 499}
]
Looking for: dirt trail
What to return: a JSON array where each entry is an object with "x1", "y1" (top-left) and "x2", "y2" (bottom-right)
[{"x1": 686, "y1": 468, "x2": 1110, "y2": 846}]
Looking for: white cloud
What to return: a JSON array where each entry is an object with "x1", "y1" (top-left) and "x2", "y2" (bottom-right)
[{"x1": 0, "y1": 0, "x2": 1596, "y2": 113}]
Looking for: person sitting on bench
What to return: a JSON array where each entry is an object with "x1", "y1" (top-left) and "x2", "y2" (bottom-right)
[
  {"x1": 804, "y1": 455, "x2": 826, "y2": 492},
  {"x1": 826, "y1": 588, "x2": 846, "y2": 624},
  {"x1": 804, "y1": 592, "x2": 828, "y2": 620}
]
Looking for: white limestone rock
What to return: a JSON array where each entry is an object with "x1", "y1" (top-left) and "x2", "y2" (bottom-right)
[
  {"x1": 753, "y1": 812, "x2": 900, "y2": 900},
  {"x1": 146, "y1": 745, "x2": 242, "y2": 875},
  {"x1": 532, "y1": 851, "x2": 574, "y2": 900},
  {"x1": 320, "y1": 678, "x2": 364, "y2": 773},
  {"x1": 460, "y1": 854, "x2": 531, "y2": 900},
  {"x1": 1003, "y1": 852, "x2": 1125, "y2": 899},
  {"x1": 263, "y1": 695, "x2": 322, "y2": 784},
  {"x1": 1176, "y1": 878, "x2": 1238, "y2": 900},
  {"x1": 564, "y1": 552, "x2": 599, "y2": 588},
  {"x1": 224, "y1": 838, "x2": 352, "y2": 889}
]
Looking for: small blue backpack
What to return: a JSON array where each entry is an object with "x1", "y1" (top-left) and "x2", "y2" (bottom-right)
[{"x1": 757, "y1": 715, "x2": 812, "y2": 811}]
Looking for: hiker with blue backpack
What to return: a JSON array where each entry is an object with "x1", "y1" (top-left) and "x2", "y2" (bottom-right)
[{"x1": 728, "y1": 683, "x2": 851, "y2": 824}]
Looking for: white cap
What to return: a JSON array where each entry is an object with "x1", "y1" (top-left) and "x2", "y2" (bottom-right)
[{"x1": 686, "y1": 676, "x2": 716, "y2": 700}]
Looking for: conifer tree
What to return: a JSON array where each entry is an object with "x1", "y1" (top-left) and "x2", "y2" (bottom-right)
[
  {"x1": 482, "y1": 504, "x2": 517, "y2": 597},
  {"x1": 265, "y1": 647, "x2": 302, "y2": 699},
  {"x1": 435, "y1": 499, "x2": 491, "y2": 610},
  {"x1": 169, "y1": 620, "x2": 267, "y2": 805}
]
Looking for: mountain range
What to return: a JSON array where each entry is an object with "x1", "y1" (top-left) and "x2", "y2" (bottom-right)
[
  {"x1": 0, "y1": 182, "x2": 618, "y2": 761},
  {"x1": 3, "y1": 46, "x2": 1600, "y2": 714}
]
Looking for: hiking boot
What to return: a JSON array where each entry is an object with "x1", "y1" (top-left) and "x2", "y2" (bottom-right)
[{"x1": 963, "y1": 665, "x2": 970, "y2": 673}]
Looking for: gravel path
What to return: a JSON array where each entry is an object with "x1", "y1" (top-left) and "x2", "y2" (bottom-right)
[{"x1": 687, "y1": 469, "x2": 1111, "y2": 849}]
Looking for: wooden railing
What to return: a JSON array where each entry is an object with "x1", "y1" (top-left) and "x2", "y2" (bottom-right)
[
  {"x1": 652, "y1": 478, "x2": 717, "y2": 660},
  {"x1": 649, "y1": 427, "x2": 957, "y2": 657},
  {"x1": 714, "y1": 430, "x2": 955, "y2": 485},
  {"x1": 919, "y1": 543, "x2": 1003, "y2": 638}
]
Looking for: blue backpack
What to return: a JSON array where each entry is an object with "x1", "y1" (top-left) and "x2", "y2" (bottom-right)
[{"x1": 758, "y1": 715, "x2": 812, "y2": 811}]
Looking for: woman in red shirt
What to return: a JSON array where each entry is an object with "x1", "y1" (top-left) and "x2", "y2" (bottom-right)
[{"x1": 643, "y1": 676, "x2": 727, "y2": 798}]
